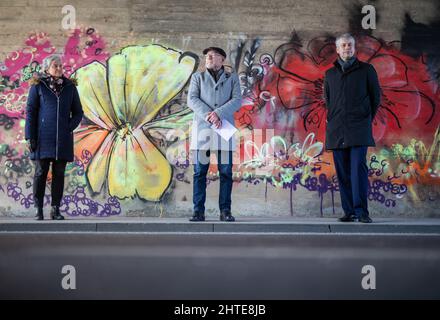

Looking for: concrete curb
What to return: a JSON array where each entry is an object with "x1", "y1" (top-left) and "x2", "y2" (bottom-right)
[{"x1": 1, "y1": 218, "x2": 440, "y2": 234}]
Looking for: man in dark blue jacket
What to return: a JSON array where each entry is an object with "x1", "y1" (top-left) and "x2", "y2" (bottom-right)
[
  {"x1": 25, "y1": 54, "x2": 83, "y2": 220},
  {"x1": 324, "y1": 33, "x2": 381, "y2": 223}
]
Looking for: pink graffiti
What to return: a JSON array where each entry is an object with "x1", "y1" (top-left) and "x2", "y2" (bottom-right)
[{"x1": 0, "y1": 28, "x2": 109, "y2": 120}]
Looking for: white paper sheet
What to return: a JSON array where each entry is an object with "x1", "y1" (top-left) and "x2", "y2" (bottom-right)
[{"x1": 211, "y1": 119, "x2": 238, "y2": 141}]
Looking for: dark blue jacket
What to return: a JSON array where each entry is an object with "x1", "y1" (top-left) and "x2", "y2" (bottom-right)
[
  {"x1": 324, "y1": 58, "x2": 381, "y2": 150},
  {"x1": 25, "y1": 75, "x2": 83, "y2": 162}
]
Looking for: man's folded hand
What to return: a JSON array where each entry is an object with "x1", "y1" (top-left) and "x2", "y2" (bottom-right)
[{"x1": 206, "y1": 111, "x2": 222, "y2": 128}]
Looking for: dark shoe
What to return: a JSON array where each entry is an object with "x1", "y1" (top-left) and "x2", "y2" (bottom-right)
[
  {"x1": 50, "y1": 206, "x2": 65, "y2": 220},
  {"x1": 220, "y1": 210, "x2": 235, "y2": 222},
  {"x1": 189, "y1": 212, "x2": 205, "y2": 222},
  {"x1": 35, "y1": 207, "x2": 44, "y2": 220},
  {"x1": 359, "y1": 215, "x2": 373, "y2": 223},
  {"x1": 338, "y1": 214, "x2": 356, "y2": 222}
]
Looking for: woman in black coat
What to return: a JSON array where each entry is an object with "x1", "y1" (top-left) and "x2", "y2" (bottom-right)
[{"x1": 25, "y1": 54, "x2": 83, "y2": 220}]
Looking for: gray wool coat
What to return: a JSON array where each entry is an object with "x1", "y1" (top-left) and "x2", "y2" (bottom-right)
[{"x1": 187, "y1": 68, "x2": 242, "y2": 151}]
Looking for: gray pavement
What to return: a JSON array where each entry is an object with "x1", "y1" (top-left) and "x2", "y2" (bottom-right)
[
  {"x1": 1, "y1": 216, "x2": 440, "y2": 234},
  {"x1": 1, "y1": 216, "x2": 440, "y2": 300},
  {"x1": 1, "y1": 232, "x2": 440, "y2": 299}
]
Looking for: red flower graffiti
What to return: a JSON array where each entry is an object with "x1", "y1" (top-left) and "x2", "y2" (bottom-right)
[{"x1": 241, "y1": 35, "x2": 439, "y2": 147}]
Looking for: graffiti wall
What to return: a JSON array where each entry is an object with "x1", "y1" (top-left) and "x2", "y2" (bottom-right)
[{"x1": 0, "y1": 2, "x2": 439, "y2": 218}]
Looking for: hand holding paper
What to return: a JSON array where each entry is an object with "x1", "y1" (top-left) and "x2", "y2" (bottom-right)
[
  {"x1": 206, "y1": 111, "x2": 222, "y2": 128},
  {"x1": 211, "y1": 119, "x2": 237, "y2": 141}
]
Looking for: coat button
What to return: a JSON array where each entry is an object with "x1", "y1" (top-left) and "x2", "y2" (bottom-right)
[{"x1": 215, "y1": 104, "x2": 218, "y2": 107}]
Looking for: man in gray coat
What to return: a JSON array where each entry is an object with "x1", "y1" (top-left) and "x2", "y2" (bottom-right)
[{"x1": 187, "y1": 47, "x2": 242, "y2": 222}]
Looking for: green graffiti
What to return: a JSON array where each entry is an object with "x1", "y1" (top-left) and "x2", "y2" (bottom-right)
[
  {"x1": 391, "y1": 143, "x2": 416, "y2": 161},
  {"x1": 21, "y1": 62, "x2": 41, "y2": 82}
]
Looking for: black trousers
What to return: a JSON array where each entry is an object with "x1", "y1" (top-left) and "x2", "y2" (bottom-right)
[{"x1": 33, "y1": 159, "x2": 67, "y2": 208}]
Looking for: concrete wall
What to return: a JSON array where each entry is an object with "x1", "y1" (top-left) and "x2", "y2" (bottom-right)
[{"x1": 1, "y1": 0, "x2": 439, "y2": 218}]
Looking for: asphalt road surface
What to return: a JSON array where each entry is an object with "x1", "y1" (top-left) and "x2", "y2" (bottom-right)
[{"x1": 1, "y1": 232, "x2": 439, "y2": 299}]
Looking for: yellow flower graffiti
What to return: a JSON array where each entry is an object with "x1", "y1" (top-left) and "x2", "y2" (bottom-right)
[{"x1": 72, "y1": 45, "x2": 197, "y2": 201}]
